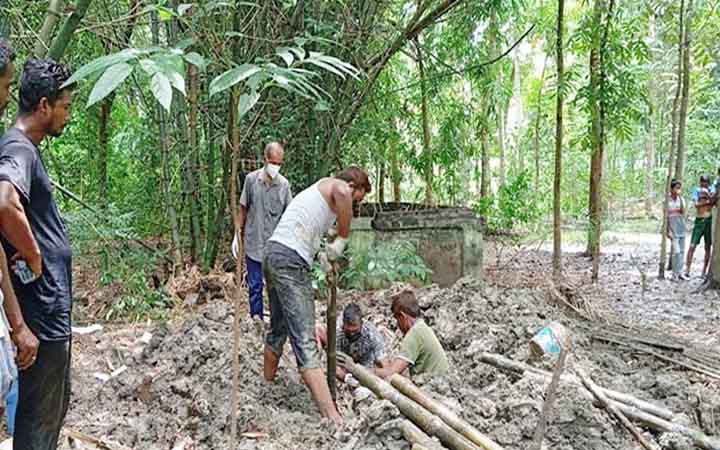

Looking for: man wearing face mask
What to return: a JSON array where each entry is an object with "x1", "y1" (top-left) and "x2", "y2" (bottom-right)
[
  {"x1": 373, "y1": 289, "x2": 449, "y2": 379},
  {"x1": 315, "y1": 303, "x2": 387, "y2": 385},
  {"x1": 232, "y1": 142, "x2": 292, "y2": 322},
  {"x1": 263, "y1": 166, "x2": 371, "y2": 423}
]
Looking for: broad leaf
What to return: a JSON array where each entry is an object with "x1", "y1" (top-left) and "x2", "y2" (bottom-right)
[
  {"x1": 62, "y1": 49, "x2": 144, "y2": 87},
  {"x1": 177, "y1": 3, "x2": 193, "y2": 15},
  {"x1": 138, "y1": 58, "x2": 163, "y2": 77},
  {"x1": 87, "y1": 63, "x2": 133, "y2": 107},
  {"x1": 209, "y1": 64, "x2": 261, "y2": 97},
  {"x1": 184, "y1": 52, "x2": 206, "y2": 70},
  {"x1": 157, "y1": 6, "x2": 176, "y2": 21},
  {"x1": 237, "y1": 91, "x2": 260, "y2": 119},
  {"x1": 151, "y1": 73, "x2": 172, "y2": 111}
]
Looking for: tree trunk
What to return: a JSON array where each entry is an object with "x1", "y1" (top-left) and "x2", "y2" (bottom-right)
[
  {"x1": 534, "y1": 56, "x2": 548, "y2": 193},
  {"x1": 553, "y1": 0, "x2": 565, "y2": 279},
  {"x1": 378, "y1": 157, "x2": 386, "y2": 203},
  {"x1": 98, "y1": 95, "x2": 113, "y2": 207},
  {"x1": 497, "y1": 100, "x2": 506, "y2": 188},
  {"x1": 707, "y1": 206, "x2": 720, "y2": 288},
  {"x1": 34, "y1": 0, "x2": 65, "y2": 58},
  {"x1": 481, "y1": 118, "x2": 491, "y2": 199},
  {"x1": 675, "y1": 0, "x2": 694, "y2": 183},
  {"x1": 644, "y1": 13, "x2": 659, "y2": 218},
  {"x1": 415, "y1": 39, "x2": 433, "y2": 206},
  {"x1": 390, "y1": 143, "x2": 401, "y2": 202},
  {"x1": 47, "y1": 0, "x2": 94, "y2": 61},
  {"x1": 659, "y1": 0, "x2": 685, "y2": 280}
]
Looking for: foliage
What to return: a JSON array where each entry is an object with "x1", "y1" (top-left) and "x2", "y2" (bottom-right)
[
  {"x1": 474, "y1": 172, "x2": 541, "y2": 234},
  {"x1": 340, "y1": 241, "x2": 433, "y2": 291}
]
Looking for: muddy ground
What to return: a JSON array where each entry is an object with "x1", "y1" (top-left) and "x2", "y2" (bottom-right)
[{"x1": 6, "y1": 229, "x2": 720, "y2": 450}]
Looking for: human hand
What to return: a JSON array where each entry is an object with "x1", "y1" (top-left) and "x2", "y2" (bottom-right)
[
  {"x1": 231, "y1": 233, "x2": 242, "y2": 260},
  {"x1": 344, "y1": 373, "x2": 360, "y2": 388},
  {"x1": 12, "y1": 323, "x2": 39, "y2": 370},
  {"x1": 326, "y1": 237, "x2": 348, "y2": 261},
  {"x1": 337, "y1": 352, "x2": 353, "y2": 369},
  {"x1": 318, "y1": 251, "x2": 332, "y2": 274}
]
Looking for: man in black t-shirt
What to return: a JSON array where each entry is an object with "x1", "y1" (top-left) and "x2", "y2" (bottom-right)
[{"x1": 0, "y1": 59, "x2": 74, "y2": 450}]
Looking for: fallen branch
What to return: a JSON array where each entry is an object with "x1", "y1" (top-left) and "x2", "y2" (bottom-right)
[
  {"x1": 401, "y1": 420, "x2": 444, "y2": 450},
  {"x1": 532, "y1": 349, "x2": 568, "y2": 450},
  {"x1": 62, "y1": 428, "x2": 132, "y2": 450},
  {"x1": 577, "y1": 369, "x2": 658, "y2": 450}
]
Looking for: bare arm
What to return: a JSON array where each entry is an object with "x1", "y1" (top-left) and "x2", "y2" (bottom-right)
[
  {"x1": 331, "y1": 182, "x2": 353, "y2": 239},
  {"x1": 0, "y1": 181, "x2": 41, "y2": 276},
  {"x1": 0, "y1": 244, "x2": 38, "y2": 369},
  {"x1": 374, "y1": 358, "x2": 410, "y2": 379}
]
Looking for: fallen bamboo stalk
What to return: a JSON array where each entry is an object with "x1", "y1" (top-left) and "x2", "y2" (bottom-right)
[
  {"x1": 577, "y1": 369, "x2": 658, "y2": 450},
  {"x1": 595, "y1": 331, "x2": 684, "y2": 352},
  {"x1": 479, "y1": 353, "x2": 675, "y2": 420},
  {"x1": 479, "y1": 353, "x2": 720, "y2": 450},
  {"x1": 401, "y1": 420, "x2": 445, "y2": 450},
  {"x1": 391, "y1": 375, "x2": 505, "y2": 450},
  {"x1": 612, "y1": 402, "x2": 720, "y2": 450},
  {"x1": 594, "y1": 335, "x2": 720, "y2": 380},
  {"x1": 342, "y1": 356, "x2": 484, "y2": 450}
]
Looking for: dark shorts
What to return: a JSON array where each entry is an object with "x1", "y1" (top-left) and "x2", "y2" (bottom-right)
[
  {"x1": 690, "y1": 217, "x2": 712, "y2": 249},
  {"x1": 263, "y1": 241, "x2": 320, "y2": 370}
]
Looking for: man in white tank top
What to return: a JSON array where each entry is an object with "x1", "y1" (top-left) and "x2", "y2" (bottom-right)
[{"x1": 263, "y1": 167, "x2": 371, "y2": 423}]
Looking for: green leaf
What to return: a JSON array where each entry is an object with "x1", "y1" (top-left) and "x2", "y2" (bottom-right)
[
  {"x1": 138, "y1": 58, "x2": 162, "y2": 76},
  {"x1": 209, "y1": 64, "x2": 261, "y2": 97},
  {"x1": 151, "y1": 73, "x2": 172, "y2": 111},
  {"x1": 175, "y1": 38, "x2": 195, "y2": 50},
  {"x1": 62, "y1": 49, "x2": 144, "y2": 87},
  {"x1": 157, "y1": 6, "x2": 176, "y2": 21},
  {"x1": 237, "y1": 91, "x2": 260, "y2": 119},
  {"x1": 87, "y1": 63, "x2": 133, "y2": 107},
  {"x1": 184, "y1": 52, "x2": 206, "y2": 70}
]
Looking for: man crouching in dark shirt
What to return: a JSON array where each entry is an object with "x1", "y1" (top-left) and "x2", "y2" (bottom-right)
[{"x1": 0, "y1": 59, "x2": 74, "y2": 450}]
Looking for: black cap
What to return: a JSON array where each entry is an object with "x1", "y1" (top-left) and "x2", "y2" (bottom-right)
[{"x1": 700, "y1": 175, "x2": 710, "y2": 183}]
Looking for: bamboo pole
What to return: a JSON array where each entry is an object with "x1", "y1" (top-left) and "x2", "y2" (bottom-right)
[
  {"x1": 479, "y1": 353, "x2": 675, "y2": 420},
  {"x1": 531, "y1": 348, "x2": 568, "y2": 450},
  {"x1": 401, "y1": 420, "x2": 445, "y2": 450},
  {"x1": 342, "y1": 356, "x2": 484, "y2": 450},
  {"x1": 577, "y1": 369, "x2": 658, "y2": 450},
  {"x1": 327, "y1": 264, "x2": 338, "y2": 400},
  {"x1": 391, "y1": 375, "x2": 504, "y2": 450}
]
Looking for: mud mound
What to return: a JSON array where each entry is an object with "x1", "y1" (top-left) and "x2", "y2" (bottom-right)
[{"x1": 61, "y1": 277, "x2": 719, "y2": 449}]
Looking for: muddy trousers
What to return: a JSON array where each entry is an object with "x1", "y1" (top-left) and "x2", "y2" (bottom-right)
[{"x1": 13, "y1": 339, "x2": 71, "y2": 450}]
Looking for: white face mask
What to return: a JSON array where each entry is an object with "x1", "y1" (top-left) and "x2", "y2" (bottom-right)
[{"x1": 265, "y1": 163, "x2": 281, "y2": 179}]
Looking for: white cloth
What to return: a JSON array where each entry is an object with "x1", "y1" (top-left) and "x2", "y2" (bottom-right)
[{"x1": 269, "y1": 182, "x2": 336, "y2": 265}]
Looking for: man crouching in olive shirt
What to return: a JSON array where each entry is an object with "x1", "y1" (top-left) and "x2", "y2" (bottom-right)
[{"x1": 0, "y1": 59, "x2": 75, "y2": 450}]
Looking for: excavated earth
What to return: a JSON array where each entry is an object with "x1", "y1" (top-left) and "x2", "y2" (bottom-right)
[{"x1": 49, "y1": 270, "x2": 720, "y2": 450}]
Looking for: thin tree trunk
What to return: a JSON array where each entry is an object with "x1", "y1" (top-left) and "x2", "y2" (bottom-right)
[
  {"x1": 47, "y1": 0, "x2": 94, "y2": 61},
  {"x1": 644, "y1": 13, "x2": 659, "y2": 218},
  {"x1": 98, "y1": 95, "x2": 112, "y2": 207},
  {"x1": 675, "y1": 0, "x2": 694, "y2": 183},
  {"x1": 187, "y1": 62, "x2": 203, "y2": 262},
  {"x1": 534, "y1": 55, "x2": 549, "y2": 193},
  {"x1": 378, "y1": 157, "x2": 386, "y2": 203},
  {"x1": 34, "y1": 0, "x2": 65, "y2": 58},
  {"x1": 553, "y1": 0, "x2": 565, "y2": 279},
  {"x1": 660, "y1": 0, "x2": 686, "y2": 280},
  {"x1": 390, "y1": 142, "x2": 401, "y2": 202},
  {"x1": 706, "y1": 204, "x2": 720, "y2": 288},
  {"x1": 415, "y1": 39, "x2": 433, "y2": 206},
  {"x1": 497, "y1": 99, "x2": 507, "y2": 188},
  {"x1": 481, "y1": 116, "x2": 491, "y2": 198},
  {"x1": 511, "y1": 53, "x2": 523, "y2": 176}
]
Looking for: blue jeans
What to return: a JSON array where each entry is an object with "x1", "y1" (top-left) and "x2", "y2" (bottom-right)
[
  {"x1": 6, "y1": 378, "x2": 17, "y2": 434},
  {"x1": 672, "y1": 235, "x2": 686, "y2": 276},
  {"x1": 246, "y1": 256, "x2": 264, "y2": 319}
]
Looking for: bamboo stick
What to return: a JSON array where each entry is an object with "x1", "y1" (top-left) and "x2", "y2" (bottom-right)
[
  {"x1": 532, "y1": 348, "x2": 568, "y2": 450},
  {"x1": 479, "y1": 353, "x2": 675, "y2": 420},
  {"x1": 342, "y1": 356, "x2": 484, "y2": 450},
  {"x1": 401, "y1": 420, "x2": 445, "y2": 450},
  {"x1": 577, "y1": 369, "x2": 658, "y2": 450},
  {"x1": 391, "y1": 375, "x2": 505, "y2": 450},
  {"x1": 327, "y1": 264, "x2": 338, "y2": 400}
]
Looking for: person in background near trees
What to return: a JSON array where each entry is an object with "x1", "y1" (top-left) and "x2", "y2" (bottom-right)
[
  {"x1": 262, "y1": 167, "x2": 371, "y2": 423},
  {"x1": 0, "y1": 39, "x2": 40, "y2": 438},
  {"x1": 0, "y1": 58, "x2": 75, "y2": 450},
  {"x1": 231, "y1": 142, "x2": 291, "y2": 323},
  {"x1": 371, "y1": 289, "x2": 449, "y2": 379},
  {"x1": 666, "y1": 180, "x2": 688, "y2": 281},
  {"x1": 315, "y1": 303, "x2": 388, "y2": 386},
  {"x1": 685, "y1": 175, "x2": 716, "y2": 280}
]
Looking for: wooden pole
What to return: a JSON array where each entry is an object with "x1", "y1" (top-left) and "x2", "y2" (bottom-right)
[
  {"x1": 342, "y1": 356, "x2": 485, "y2": 450},
  {"x1": 327, "y1": 264, "x2": 338, "y2": 400},
  {"x1": 391, "y1": 375, "x2": 505, "y2": 450},
  {"x1": 577, "y1": 369, "x2": 658, "y2": 450},
  {"x1": 531, "y1": 348, "x2": 568, "y2": 450},
  {"x1": 401, "y1": 420, "x2": 445, "y2": 450}
]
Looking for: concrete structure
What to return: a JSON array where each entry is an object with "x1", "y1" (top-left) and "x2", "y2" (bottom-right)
[{"x1": 350, "y1": 204, "x2": 484, "y2": 287}]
